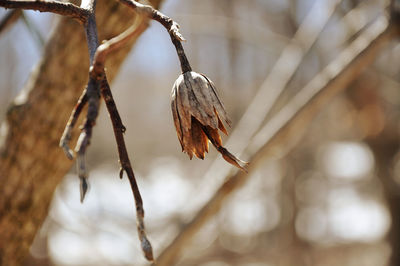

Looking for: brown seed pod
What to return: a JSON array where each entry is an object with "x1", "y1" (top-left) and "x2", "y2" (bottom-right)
[{"x1": 171, "y1": 71, "x2": 248, "y2": 171}]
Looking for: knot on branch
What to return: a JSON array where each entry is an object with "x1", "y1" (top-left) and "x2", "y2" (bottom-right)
[{"x1": 169, "y1": 21, "x2": 185, "y2": 42}]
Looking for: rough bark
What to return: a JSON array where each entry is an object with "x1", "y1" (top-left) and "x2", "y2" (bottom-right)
[{"x1": 0, "y1": 0, "x2": 162, "y2": 265}]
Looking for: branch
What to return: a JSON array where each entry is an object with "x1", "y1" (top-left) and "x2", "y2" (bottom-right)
[
  {"x1": 59, "y1": 3, "x2": 155, "y2": 260},
  {"x1": 73, "y1": 77, "x2": 100, "y2": 202},
  {"x1": 91, "y1": 16, "x2": 147, "y2": 76},
  {"x1": 0, "y1": 9, "x2": 21, "y2": 35},
  {"x1": 59, "y1": 0, "x2": 99, "y2": 202},
  {"x1": 59, "y1": 89, "x2": 88, "y2": 160},
  {"x1": 0, "y1": 0, "x2": 164, "y2": 264},
  {"x1": 82, "y1": 0, "x2": 98, "y2": 62},
  {"x1": 100, "y1": 77, "x2": 153, "y2": 261},
  {"x1": 0, "y1": 0, "x2": 90, "y2": 23},
  {"x1": 118, "y1": 0, "x2": 191, "y2": 72},
  {"x1": 84, "y1": 15, "x2": 154, "y2": 260},
  {"x1": 118, "y1": 0, "x2": 184, "y2": 40},
  {"x1": 155, "y1": 15, "x2": 396, "y2": 266}
]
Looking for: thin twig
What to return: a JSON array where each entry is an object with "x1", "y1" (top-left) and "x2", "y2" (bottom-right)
[
  {"x1": 100, "y1": 77, "x2": 153, "y2": 261},
  {"x1": 117, "y1": 0, "x2": 191, "y2": 72},
  {"x1": 82, "y1": 0, "x2": 98, "y2": 62},
  {"x1": 91, "y1": 16, "x2": 147, "y2": 76},
  {"x1": 59, "y1": 89, "x2": 88, "y2": 160},
  {"x1": 73, "y1": 78, "x2": 100, "y2": 202},
  {"x1": 61, "y1": 0, "x2": 99, "y2": 203},
  {"x1": 0, "y1": 0, "x2": 90, "y2": 23},
  {"x1": 57, "y1": 0, "x2": 185, "y2": 260},
  {"x1": 155, "y1": 15, "x2": 396, "y2": 266},
  {"x1": 0, "y1": 0, "x2": 163, "y2": 264},
  {"x1": 87, "y1": 14, "x2": 154, "y2": 260},
  {"x1": 118, "y1": 0, "x2": 184, "y2": 38}
]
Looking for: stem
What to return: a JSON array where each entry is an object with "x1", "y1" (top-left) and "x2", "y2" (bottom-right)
[
  {"x1": 82, "y1": 0, "x2": 98, "y2": 63},
  {"x1": 117, "y1": 0, "x2": 192, "y2": 73},
  {"x1": 171, "y1": 36, "x2": 192, "y2": 73}
]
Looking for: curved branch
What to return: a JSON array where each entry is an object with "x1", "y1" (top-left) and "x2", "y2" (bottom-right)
[
  {"x1": 91, "y1": 16, "x2": 147, "y2": 76},
  {"x1": 118, "y1": 0, "x2": 191, "y2": 72},
  {"x1": 0, "y1": 0, "x2": 90, "y2": 23}
]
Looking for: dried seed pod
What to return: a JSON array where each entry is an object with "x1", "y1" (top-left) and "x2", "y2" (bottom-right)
[{"x1": 171, "y1": 71, "x2": 248, "y2": 171}]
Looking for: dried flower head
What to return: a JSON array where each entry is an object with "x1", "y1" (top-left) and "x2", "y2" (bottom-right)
[{"x1": 171, "y1": 71, "x2": 248, "y2": 171}]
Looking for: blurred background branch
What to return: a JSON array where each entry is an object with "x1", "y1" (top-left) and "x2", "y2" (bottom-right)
[
  {"x1": 0, "y1": 9, "x2": 21, "y2": 35},
  {"x1": 156, "y1": 13, "x2": 396, "y2": 266}
]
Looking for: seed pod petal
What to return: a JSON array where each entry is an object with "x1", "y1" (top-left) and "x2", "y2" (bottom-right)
[
  {"x1": 175, "y1": 77, "x2": 192, "y2": 152},
  {"x1": 191, "y1": 118, "x2": 206, "y2": 159},
  {"x1": 203, "y1": 126, "x2": 222, "y2": 147},
  {"x1": 183, "y1": 73, "x2": 217, "y2": 129},
  {"x1": 217, "y1": 114, "x2": 228, "y2": 136},
  {"x1": 171, "y1": 87, "x2": 184, "y2": 149},
  {"x1": 190, "y1": 73, "x2": 218, "y2": 128},
  {"x1": 201, "y1": 74, "x2": 232, "y2": 127}
]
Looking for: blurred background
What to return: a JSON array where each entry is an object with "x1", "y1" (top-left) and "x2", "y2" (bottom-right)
[{"x1": 1, "y1": 0, "x2": 400, "y2": 265}]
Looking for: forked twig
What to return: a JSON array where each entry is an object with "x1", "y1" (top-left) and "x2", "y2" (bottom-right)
[
  {"x1": 73, "y1": 78, "x2": 100, "y2": 202},
  {"x1": 90, "y1": 16, "x2": 147, "y2": 76},
  {"x1": 0, "y1": 0, "x2": 175, "y2": 264},
  {"x1": 58, "y1": 0, "x2": 98, "y2": 203},
  {"x1": 58, "y1": 0, "x2": 187, "y2": 260},
  {"x1": 88, "y1": 15, "x2": 153, "y2": 260},
  {"x1": 59, "y1": 89, "x2": 88, "y2": 160}
]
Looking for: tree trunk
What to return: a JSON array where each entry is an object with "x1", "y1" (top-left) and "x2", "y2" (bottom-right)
[{"x1": 0, "y1": 1, "x2": 162, "y2": 264}]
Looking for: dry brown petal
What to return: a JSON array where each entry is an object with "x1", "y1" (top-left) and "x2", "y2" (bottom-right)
[
  {"x1": 171, "y1": 87, "x2": 183, "y2": 149},
  {"x1": 191, "y1": 117, "x2": 207, "y2": 159},
  {"x1": 203, "y1": 126, "x2": 222, "y2": 147},
  {"x1": 184, "y1": 128, "x2": 194, "y2": 159},
  {"x1": 218, "y1": 146, "x2": 249, "y2": 172},
  {"x1": 216, "y1": 110, "x2": 228, "y2": 135},
  {"x1": 175, "y1": 75, "x2": 191, "y2": 132},
  {"x1": 190, "y1": 74, "x2": 218, "y2": 128},
  {"x1": 201, "y1": 74, "x2": 232, "y2": 127},
  {"x1": 202, "y1": 125, "x2": 248, "y2": 172},
  {"x1": 185, "y1": 73, "x2": 218, "y2": 128}
]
